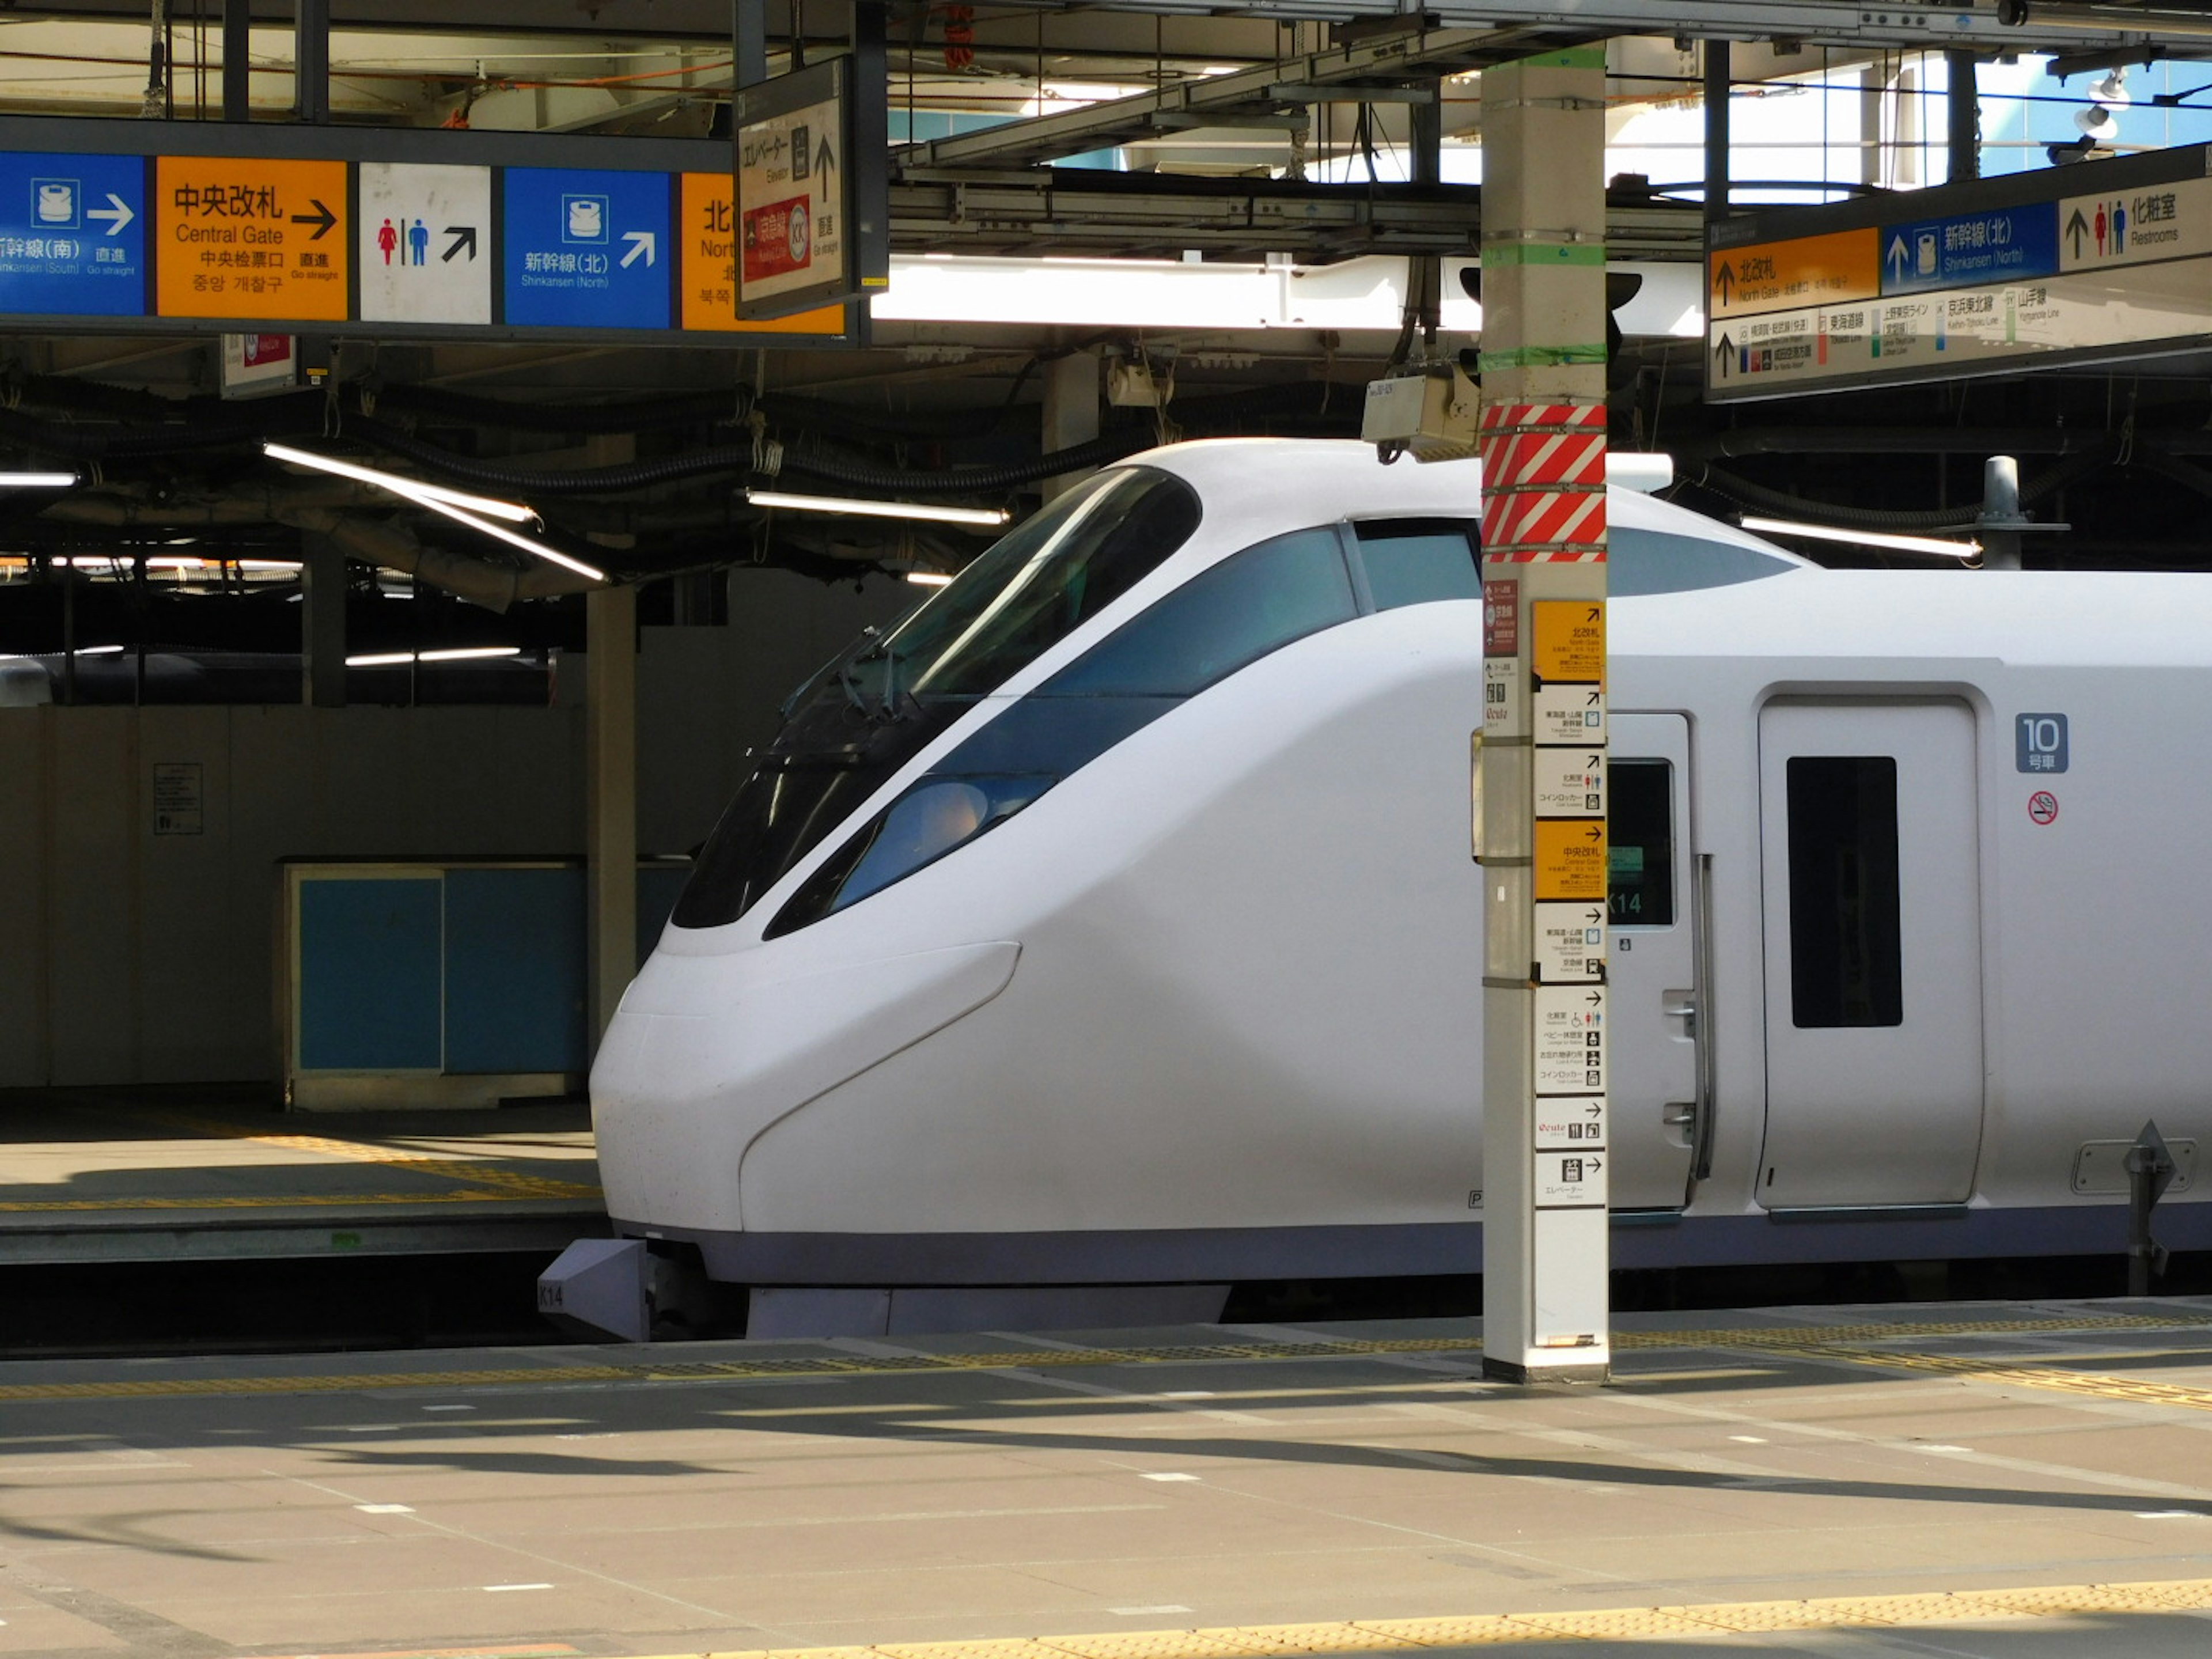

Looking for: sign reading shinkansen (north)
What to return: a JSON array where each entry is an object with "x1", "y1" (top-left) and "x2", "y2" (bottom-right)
[{"x1": 1709, "y1": 142, "x2": 2212, "y2": 399}]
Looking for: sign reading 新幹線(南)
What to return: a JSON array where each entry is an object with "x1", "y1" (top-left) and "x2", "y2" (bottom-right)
[
  {"x1": 0, "y1": 151, "x2": 145, "y2": 317},
  {"x1": 154, "y1": 156, "x2": 347, "y2": 321},
  {"x1": 734, "y1": 59, "x2": 853, "y2": 320}
]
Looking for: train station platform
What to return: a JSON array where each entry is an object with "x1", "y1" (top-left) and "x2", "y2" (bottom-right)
[
  {"x1": 0, "y1": 1086, "x2": 605, "y2": 1264},
  {"x1": 1, "y1": 1298, "x2": 2209, "y2": 1658}
]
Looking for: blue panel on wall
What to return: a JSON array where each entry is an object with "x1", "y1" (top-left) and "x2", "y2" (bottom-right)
[
  {"x1": 443, "y1": 867, "x2": 588, "y2": 1075},
  {"x1": 298, "y1": 878, "x2": 444, "y2": 1071},
  {"x1": 637, "y1": 863, "x2": 690, "y2": 966}
]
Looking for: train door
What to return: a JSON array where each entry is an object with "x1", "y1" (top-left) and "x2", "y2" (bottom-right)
[
  {"x1": 1756, "y1": 700, "x2": 1984, "y2": 1207},
  {"x1": 1608, "y1": 714, "x2": 1702, "y2": 1209}
]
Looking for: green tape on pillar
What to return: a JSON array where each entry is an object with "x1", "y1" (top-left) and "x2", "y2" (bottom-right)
[
  {"x1": 1480, "y1": 244, "x2": 1609, "y2": 267},
  {"x1": 1478, "y1": 343, "x2": 1609, "y2": 371},
  {"x1": 1505, "y1": 46, "x2": 1605, "y2": 70}
]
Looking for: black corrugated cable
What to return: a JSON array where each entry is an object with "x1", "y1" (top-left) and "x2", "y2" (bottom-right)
[{"x1": 1690, "y1": 446, "x2": 2115, "y2": 535}]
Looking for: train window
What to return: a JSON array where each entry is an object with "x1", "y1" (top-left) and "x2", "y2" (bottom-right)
[
  {"x1": 1786, "y1": 756, "x2": 1903, "y2": 1028},
  {"x1": 877, "y1": 466, "x2": 1202, "y2": 703},
  {"x1": 1040, "y1": 526, "x2": 1357, "y2": 697},
  {"x1": 1607, "y1": 761, "x2": 1674, "y2": 927},
  {"x1": 1354, "y1": 521, "x2": 1482, "y2": 609},
  {"x1": 1608, "y1": 527, "x2": 1796, "y2": 596}
]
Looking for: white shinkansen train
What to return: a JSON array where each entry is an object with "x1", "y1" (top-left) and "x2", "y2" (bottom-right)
[{"x1": 587, "y1": 438, "x2": 2206, "y2": 1338}]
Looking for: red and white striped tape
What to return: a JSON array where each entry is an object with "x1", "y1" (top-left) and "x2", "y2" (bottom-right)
[{"x1": 1478, "y1": 403, "x2": 1608, "y2": 562}]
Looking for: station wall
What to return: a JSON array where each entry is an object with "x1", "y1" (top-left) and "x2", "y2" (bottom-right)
[{"x1": 0, "y1": 568, "x2": 917, "y2": 1089}]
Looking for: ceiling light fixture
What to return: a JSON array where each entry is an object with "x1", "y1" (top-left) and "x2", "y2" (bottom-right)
[
  {"x1": 746, "y1": 488, "x2": 1012, "y2": 528},
  {"x1": 262, "y1": 442, "x2": 541, "y2": 527},
  {"x1": 1739, "y1": 515, "x2": 1983, "y2": 559},
  {"x1": 405, "y1": 492, "x2": 608, "y2": 584},
  {"x1": 0, "y1": 470, "x2": 79, "y2": 489},
  {"x1": 905, "y1": 571, "x2": 955, "y2": 586},
  {"x1": 346, "y1": 646, "x2": 522, "y2": 668}
]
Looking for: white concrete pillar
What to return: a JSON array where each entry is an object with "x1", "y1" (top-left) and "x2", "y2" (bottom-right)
[
  {"x1": 301, "y1": 536, "x2": 347, "y2": 708},
  {"x1": 1476, "y1": 46, "x2": 1612, "y2": 1385},
  {"x1": 1040, "y1": 347, "x2": 1101, "y2": 501}
]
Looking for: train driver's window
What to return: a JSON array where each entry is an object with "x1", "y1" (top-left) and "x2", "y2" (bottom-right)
[
  {"x1": 1786, "y1": 756, "x2": 1903, "y2": 1027},
  {"x1": 1353, "y1": 521, "x2": 1482, "y2": 609},
  {"x1": 1607, "y1": 760, "x2": 1674, "y2": 927}
]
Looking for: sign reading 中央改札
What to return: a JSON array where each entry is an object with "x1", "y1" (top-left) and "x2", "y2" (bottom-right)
[
  {"x1": 734, "y1": 59, "x2": 853, "y2": 320},
  {"x1": 155, "y1": 156, "x2": 347, "y2": 321}
]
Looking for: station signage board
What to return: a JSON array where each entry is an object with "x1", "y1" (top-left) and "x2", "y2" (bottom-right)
[
  {"x1": 734, "y1": 59, "x2": 857, "y2": 320},
  {"x1": 0, "y1": 116, "x2": 858, "y2": 346},
  {"x1": 1707, "y1": 143, "x2": 2212, "y2": 400}
]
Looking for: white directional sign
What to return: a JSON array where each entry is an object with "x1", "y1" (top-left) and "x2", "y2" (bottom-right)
[
  {"x1": 1533, "y1": 900, "x2": 1607, "y2": 983},
  {"x1": 1533, "y1": 747, "x2": 1605, "y2": 819},
  {"x1": 1533, "y1": 983, "x2": 1606, "y2": 1094},
  {"x1": 1535, "y1": 1096, "x2": 1607, "y2": 1150},
  {"x1": 1533, "y1": 681, "x2": 1605, "y2": 745},
  {"x1": 1534, "y1": 1147, "x2": 1608, "y2": 1208},
  {"x1": 2059, "y1": 175, "x2": 2212, "y2": 274},
  {"x1": 358, "y1": 162, "x2": 490, "y2": 325}
]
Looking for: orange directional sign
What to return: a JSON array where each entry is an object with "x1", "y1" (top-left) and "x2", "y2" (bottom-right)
[
  {"x1": 1533, "y1": 818, "x2": 1608, "y2": 901},
  {"x1": 1708, "y1": 227, "x2": 1878, "y2": 320},
  {"x1": 679, "y1": 172, "x2": 846, "y2": 335},
  {"x1": 154, "y1": 156, "x2": 348, "y2": 321}
]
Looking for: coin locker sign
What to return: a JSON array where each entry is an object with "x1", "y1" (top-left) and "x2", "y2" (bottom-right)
[{"x1": 154, "y1": 156, "x2": 346, "y2": 321}]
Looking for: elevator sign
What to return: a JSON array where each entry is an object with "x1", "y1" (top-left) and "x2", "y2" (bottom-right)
[
  {"x1": 154, "y1": 156, "x2": 347, "y2": 321},
  {"x1": 734, "y1": 59, "x2": 854, "y2": 319}
]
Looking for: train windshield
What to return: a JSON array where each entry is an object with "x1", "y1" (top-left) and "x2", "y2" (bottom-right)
[{"x1": 669, "y1": 467, "x2": 1200, "y2": 931}]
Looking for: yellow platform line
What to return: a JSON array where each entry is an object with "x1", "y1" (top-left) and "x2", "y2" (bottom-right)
[
  {"x1": 615, "y1": 1578, "x2": 2212, "y2": 1658},
  {"x1": 2, "y1": 1315, "x2": 2210, "y2": 1404}
]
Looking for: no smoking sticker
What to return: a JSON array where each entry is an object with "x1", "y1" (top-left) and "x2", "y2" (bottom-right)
[{"x1": 2029, "y1": 790, "x2": 2059, "y2": 825}]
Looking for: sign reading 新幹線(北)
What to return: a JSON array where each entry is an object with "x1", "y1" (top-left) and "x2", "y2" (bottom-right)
[
  {"x1": 734, "y1": 59, "x2": 852, "y2": 320},
  {"x1": 154, "y1": 156, "x2": 347, "y2": 321},
  {"x1": 358, "y1": 161, "x2": 491, "y2": 326},
  {"x1": 0, "y1": 151, "x2": 145, "y2": 317},
  {"x1": 502, "y1": 166, "x2": 671, "y2": 331}
]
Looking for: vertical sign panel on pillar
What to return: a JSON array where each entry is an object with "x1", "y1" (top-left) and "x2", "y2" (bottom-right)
[
  {"x1": 502, "y1": 167, "x2": 671, "y2": 330},
  {"x1": 153, "y1": 157, "x2": 347, "y2": 321},
  {"x1": 358, "y1": 162, "x2": 492, "y2": 325},
  {"x1": 0, "y1": 153, "x2": 147, "y2": 317}
]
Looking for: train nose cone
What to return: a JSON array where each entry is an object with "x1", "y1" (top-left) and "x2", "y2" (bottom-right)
[{"x1": 590, "y1": 940, "x2": 1023, "y2": 1237}]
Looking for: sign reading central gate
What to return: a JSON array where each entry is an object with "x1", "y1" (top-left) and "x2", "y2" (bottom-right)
[{"x1": 154, "y1": 156, "x2": 347, "y2": 321}]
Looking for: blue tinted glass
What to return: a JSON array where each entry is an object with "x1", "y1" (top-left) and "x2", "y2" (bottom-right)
[
  {"x1": 1041, "y1": 527, "x2": 1356, "y2": 698},
  {"x1": 1358, "y1": 528, "x2": 1480, "y2": 609},
  {"x1": 1608, "y1": 527, "x2": 1794, "y2": 596}
]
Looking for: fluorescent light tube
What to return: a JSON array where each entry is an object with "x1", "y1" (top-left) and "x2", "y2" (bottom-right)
[
  {"x1": 345, "y1": 646, "x2": 521, "y2": 667},
  {"x1": 0, "y1": 471, "x2": 78, "y2": 488},
  {"x1": 1738, "y1": 516, "x2": 1983, "y2": 559},
  {"x1": 905, "y1": 571, "x2": 955, "y2": 586},
  {"x1": 747, "y1": 488, "x2": 1010, "y2": 528},
  {"x1": 71, "y1": 643, "x2": 126, "y2": 655},
  {"x1": 404, "y1": 492, "x2": 607, "y2": 584},
  {"x1": 263, "y1": 442, "x2": 541, "y2": 527}
]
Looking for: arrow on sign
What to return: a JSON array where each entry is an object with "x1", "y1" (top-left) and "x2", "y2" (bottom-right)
[
  {"x1": 86, "y1": 192, "x2": 133, "y2": 235},
  {"x1": 1582, "y1": 825, "x2": 1603, "y2": 844},
  {"x1": 1585, "y1": 1102, "x2": 1602, "y2": 1116},
  {"x1": 815, "y1": 131, "x2": 838, "y2": 181},
  {"x1": 1713, "y1": 332, "x2": 1734, "y2": 378},
  {"x1": 1885, "y1": 233, "x2": 1909, "y2": 283},
  {"x1": 442, "y1": 225, "x2": 477, "y2": 263},
  {"x1": 620, "y1": 229, "x2": 656, "y2": 268},
  {"x1": 1585, "y1": 988, "x2": 1603, "y2": 1005},
  {"x1": 2066, "y1": 206, "x2": 2090, "y2": 259},
  {"x1": 290, "y1": 198, "x2": 337, "y2": 240},
  {"x1": 1585, "y1": 907, "x2": 1604, "y2": 925},
  {"x1": 1712, "y1": 262, "x2": 1734, "y2": 304}
]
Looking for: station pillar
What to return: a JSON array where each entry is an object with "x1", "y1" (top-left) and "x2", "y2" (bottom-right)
[
  {"x1": 1475, "y1": 47, "x2": 1612, "y2": 1384},
  {"x1": 301, "y1": 535, "x2": 347, "y2": 709},
  {"x1": 585, "y1": 583, "x2": 639, "y2": 1048},
  {"x1": 1040, "y1": 347, "x2": 1101, "y2": 501}
]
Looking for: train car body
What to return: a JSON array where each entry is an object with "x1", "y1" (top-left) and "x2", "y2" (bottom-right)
[{"x1": 591, "y1": 439, "x2": 2208, "y2": 1332}]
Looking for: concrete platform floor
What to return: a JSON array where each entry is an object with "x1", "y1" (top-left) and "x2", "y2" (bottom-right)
[
  {"x1": 1, "y1": 1300, "x2": 2210, "y2": 1658},
  {"x1": 0, "y1": 1087, "x2": 601, "y2": 1261}
]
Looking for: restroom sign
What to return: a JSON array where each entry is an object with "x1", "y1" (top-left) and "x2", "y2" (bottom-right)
[
  {"x1": 734, "y1": 59, "x2": 854, "y2": 319},
  {"x1": 357, "y1": 162, "x2": 490, "y2": 325}
]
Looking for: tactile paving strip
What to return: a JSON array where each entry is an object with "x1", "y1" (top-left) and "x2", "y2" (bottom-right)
[{"x1": 633, "y1": 1578, "x2": 2212, "y2": 1659}]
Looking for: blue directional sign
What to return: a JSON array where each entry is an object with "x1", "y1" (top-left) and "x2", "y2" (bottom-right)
[
  {"x1": 0, "y1": 152, "x2": 146, "y2": 317},
  {"x1": 1880, "y1": 203, "x2": 2059, "y2": 297},
  {"x1": 502, "y1": 167, "x2": 671, "y2": 329}
]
